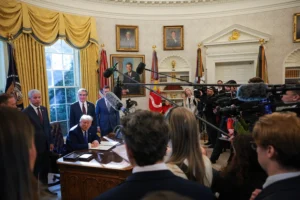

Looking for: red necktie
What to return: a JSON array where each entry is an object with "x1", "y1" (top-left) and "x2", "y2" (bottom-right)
[
  {"x1": 37, "y1": 107, "x2": 43, "y2": 123},
  {"x1": 82, "y1": 104, "x2": 87, "y2": 114}
]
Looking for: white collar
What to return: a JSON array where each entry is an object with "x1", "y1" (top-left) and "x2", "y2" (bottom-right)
[
  {"x1": 132, "y1": 163, "x2": 168, "y2": 174},
  {"x1": 263, "y1": 171, "x2": 300, "y2": 188},
  {"x1": 30, "y1": 103, "x2": 40, "y2": 110}
]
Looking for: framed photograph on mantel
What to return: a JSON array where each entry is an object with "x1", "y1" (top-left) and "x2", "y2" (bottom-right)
[
  {"x1": 163, "y1": 25, "x2": 184, "y2": 50},
  {"x1": 294, "y1": 13, "x2": 300, "y2": 42},
  {"x1": 110, "y1": 54, "x2": 145, "y2": 97},
  {"x1": 116, "y1": 25, "x2": 139, "y2": 52}
]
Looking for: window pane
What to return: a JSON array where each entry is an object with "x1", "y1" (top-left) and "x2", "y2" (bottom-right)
[
  {"x1": 53, "y1": 71, "x2": 63, "y2": 86},
  {"x1": 62, "y1": 41, "x2": 73, "y2": 54},
  {"x1": 46, "y1": 53, "x2": 52, "y2": 69},
  {"x1": 55, "y1": 88, "x2": 66, "y2": 104},
  {"x1": 52, "y1": 54, "x2": 63, "y2": 70},
  {"x1": 57, "y1": 104, "x2": 67, "y2": 121},
  {"x1": 64, "y1": 71, "x2": 74, "y2": 86},
  {"x1": 66, "y1": 104, "x2": 71, "y2": 120},
  {"x1": 50, "y1": 105, "x2": 57, "y2": 122},
  {"x1": 66, "y1": 88, "x2": 76, "y2": 103},
  {"x1": 59, "y1": 121, "x2": 68, "y2": 136},
  {"x1": 47, "y1": 70, "x2": 53, "y2": 87},
  {"x1": 63, "y1": 54, "x2": 74, "y2": 70},
  {"x1": 49, "y1": 88, "x2": 55, "y2": 105}
]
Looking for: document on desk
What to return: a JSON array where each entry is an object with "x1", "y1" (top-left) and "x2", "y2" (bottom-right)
[
  {"x1": 112, "y1": 144, "x2": 129, "y2": 162},
  {"x1": 89, "y1": 141, "x2": 119, "y2": 150}
]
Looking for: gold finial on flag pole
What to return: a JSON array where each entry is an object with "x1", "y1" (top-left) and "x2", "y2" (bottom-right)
[
  {"x1": 152, "y1": 45, "x2": 156, "y2": 50},
  {"x1": 259, "y1": 39, "x2": 265, "y2": 45},
  {"x1": 198, "y1": 43, "x2": 202, "y2": 48},
  {"x1": 101, "y1": 44, "x2": 105, "y2": 49}
]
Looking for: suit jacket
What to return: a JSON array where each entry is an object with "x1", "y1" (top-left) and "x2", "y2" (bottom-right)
[
  {"x1": 255, "y1": 175, "x2": 300, "y2": 200},
  {"x1": 69, "y1": 101, "x2": 96, "y2": 128},
  {"x1": 167, "y1": 38, "x2": 181, "y2": 47},
  {"x1": 123, "y1": 71, "x2": 141, "y2": 94},
  {"x1": 23, "y1": 105, "x2": 53, "y2": 154},
  {"x1": 95, "y1": 98, "x2": 120, "y2": 137},
  {"x1": 94, "y1": 170, "x2": 214, "y2": 200},
  {"x1": 66, "y1": 124, "x2": 100, "y2": 152}
]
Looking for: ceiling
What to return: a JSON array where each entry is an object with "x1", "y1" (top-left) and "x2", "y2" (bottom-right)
[{"x1": 21, "y1": 0, "x2": 300, "y2": 20}]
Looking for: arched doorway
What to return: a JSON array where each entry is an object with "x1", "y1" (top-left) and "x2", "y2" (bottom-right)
[{"x1": 284, "y1": 48, "x2": 300, "y2": 84}]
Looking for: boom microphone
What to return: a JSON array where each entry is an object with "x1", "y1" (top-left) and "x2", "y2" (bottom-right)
[
  {"x1": 105, "y1": 92, "x2": 129, "y2": 115},
  {"x1": 237, "y1": 83, "x2": 268, "y2": 102},
  {"x1": 103, "y1": 62, "x2": 119, "y2": 78},
  {"x1": 136, "y1": 62, "x2": 146, "y2": 74}
]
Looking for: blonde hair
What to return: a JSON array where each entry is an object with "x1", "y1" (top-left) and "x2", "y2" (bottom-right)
[
  {"x1": 167, "y1": 107, "x2": 207, "y2": 185},
  {"x1": 253, "y1": 112, "x2": 300, "y2": 169}
]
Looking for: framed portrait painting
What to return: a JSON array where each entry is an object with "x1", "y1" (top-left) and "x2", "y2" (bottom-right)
[
  {"x1": 294, "y1": 13, "x2": 300, "y2": 42},
  {"x1": 163, "y1": 25, "x2": 184, "y2": 50},
  {"x1": 116, "y1": 25, "x2": 139, "y2": 52},
  {"x1": 110, "y1": 54, "x2": 145, "y2": 97}
]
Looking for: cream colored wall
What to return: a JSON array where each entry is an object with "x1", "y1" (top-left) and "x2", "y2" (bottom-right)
[{"x1": 96, "y1": 7, "x2": 300, "y2": 109}]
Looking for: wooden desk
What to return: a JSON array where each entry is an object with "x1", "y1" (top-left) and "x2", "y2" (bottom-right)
[{"x1": 57, "y1": 149, "x2": 132, "y2": 200}]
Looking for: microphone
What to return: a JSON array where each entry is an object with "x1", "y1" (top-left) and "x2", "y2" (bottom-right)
[
  {"x1": 236, "y1": 83, "x2": 268, "y2": 102},
  {"x1": 103, "y1": 62, "x2": 119, "y2": 78},
  {"x1": 105, "y1": 92, "x2": 129, "y2": 115},
  {"x1": 136, "y1": 62, "x2": 146, "y2": 74},
  {"x1": 114, "y1": 76, "x2": 123, "y2": 100}
]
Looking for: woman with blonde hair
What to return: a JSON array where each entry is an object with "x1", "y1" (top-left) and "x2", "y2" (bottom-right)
[{"x1": 166, "y1": 107, "x2": 213, "y2": 187}]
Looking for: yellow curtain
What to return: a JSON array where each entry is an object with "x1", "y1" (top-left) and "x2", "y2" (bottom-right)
[
  {"x1": 0, "y1": 1, "x2": 98, "y2": 48},
  {"x1": 13, "y1": 34, "x2": 49, "y2": 109},
  {"x1": 80, "y1": 43, "x2": 99, "y2": 104}
]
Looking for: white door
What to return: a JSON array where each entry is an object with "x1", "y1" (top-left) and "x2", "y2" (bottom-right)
[{"x1": 215, "y1": 61, "x2": 255, "y2": 84}]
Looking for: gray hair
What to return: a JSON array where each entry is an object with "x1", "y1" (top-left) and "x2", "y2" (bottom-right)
[
  {"x1": 80, "y1": 114, "x2": 93, "y2": 122},
  {"x1": 28, "y1": 89, "x2": 41, "y2": 99},
  {"x1": 77, "y1": 88, "x2": 88, "y2": 95}
]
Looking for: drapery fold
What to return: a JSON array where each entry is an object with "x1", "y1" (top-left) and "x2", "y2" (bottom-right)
[
  {"x1": 0, "y1": 1, "x2": 98, "y2": 48},
  {"x1": 80, "y1": 43, "x2": 100, "y2": 104},
  {"x1": 13, "y1": 34, "x2": 49, "y2": 109}
]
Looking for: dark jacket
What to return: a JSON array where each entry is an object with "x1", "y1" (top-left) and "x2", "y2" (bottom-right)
[
  {"x1": 69, "y1": 101, "x2": 96, "y2": 128},
  {"x1": 255, "y1": 175, "x2": 300, "y2": 200},
  {"x1": 66, "y1": 124, "x2": 99, "y2": 152},
  {"x1": 95, "y1": 98, "x2": 120, "y2": 137},
  {"x1": 123, "y1": 71, "x2": 141, "y2": 95},
  {"x1": 94, "y1": 170, "x2": 215, "y2": 200},
  {"x1": 23, "y1": 105, "x2": 53, "y2": 154}
]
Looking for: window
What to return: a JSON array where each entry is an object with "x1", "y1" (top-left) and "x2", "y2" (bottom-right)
[
  {"x1": 0, "y1": 41, "x2": 7, "y2": 94},
  {"x1": 45, "y1": 40, "x2": 80, "y2": 135}
]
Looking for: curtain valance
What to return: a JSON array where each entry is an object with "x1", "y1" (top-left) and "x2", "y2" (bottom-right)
[{"x1": 0, "y1": 1, "x2": 98, "y2": 48}]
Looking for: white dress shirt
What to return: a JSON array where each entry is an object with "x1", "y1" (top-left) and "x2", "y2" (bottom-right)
[
  {"x1": 80, "y1": 101, "x2": 87, "y2": 113},
  {"x1": 132, "y1": 163, "x2": 169, "y2": 174},
  {"x1": 30, "y1": 103, "x2": 41, "y2": 115},
  {"x1": 263, "y1": 171, "x2": 300, "y2": 188}
]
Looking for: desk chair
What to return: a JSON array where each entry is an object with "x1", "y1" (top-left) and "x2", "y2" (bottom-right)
[{"x1": 49, "y1": 122, "x2": 66, "y2": 187}]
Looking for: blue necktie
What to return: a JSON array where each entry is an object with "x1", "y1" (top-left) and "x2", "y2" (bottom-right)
[{"x1": 84, "y1": 131, "x2": 88, "y2": 144}]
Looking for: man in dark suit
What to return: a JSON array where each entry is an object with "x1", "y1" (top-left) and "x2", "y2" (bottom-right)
[
  {"x1": 69, "y1": 88, "x2": 96, "y2": 128},
  {"x1": 95, "y1": 110, "x2": 215, "y2": 200},
  {"x1": 251, "y1": 112, "x2": 300, "y2": 200},
  {"x1": 23, "y1": 89, "x2": 54, "y2": 188},
  {"x1": 96, "y1": 85, "x2": 120, "y2": 137},
  {"x1": 122, "y1": 62, "x2": 141, "y2": 95},
  {"x1": 167, "y1": 31, "x2": 181, "y2": 47},
  {"x1": 66, "y1": 115, "x2": 100, "y2": 152}
]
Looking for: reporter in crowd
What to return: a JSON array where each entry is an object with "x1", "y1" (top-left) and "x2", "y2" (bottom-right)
[
  {"x1": 0, "y1": 93, "x2": 17, "y2": 108},
  {"x1": 212, "y1": 134, "x2": 267, "y2": 200},
  {"x1": 95, "y1": 110, "x2": 215, "y2": 200},
  {"x1": 0, "y1": 107, "x2": 38, "y2": 200},
  {"x1": 166, "y1": 107, "x2": 213, "y2": 187},
  {"x1": 251, "y1": 112, "x2": 300, "y2": 200}
]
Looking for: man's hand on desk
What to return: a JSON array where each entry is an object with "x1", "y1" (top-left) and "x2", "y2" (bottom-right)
[{"x1": 91, "y1": 140, "x2": 100, "y2": 148}]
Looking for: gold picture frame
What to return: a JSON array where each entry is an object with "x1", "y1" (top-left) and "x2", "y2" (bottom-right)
[
  {"x1": 163, "y1": 25, "x2": 184, "y2": 50},
  {"x1": 116, "y1": 25, "x2": 139, "y2": 52},
  {"x1": 110, "y1": 54, "x2": 145, "y2": 97},
  {"x1": 294, "y1": 13, "x2": 300, "y2": 42}
]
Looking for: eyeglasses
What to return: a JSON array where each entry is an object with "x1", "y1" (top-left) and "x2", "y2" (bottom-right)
[{"x1": 250, "y1": 141, "x2": 257, "y2": 151}]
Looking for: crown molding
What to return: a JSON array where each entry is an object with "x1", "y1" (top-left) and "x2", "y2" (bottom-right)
[{"x1": 21, "y1": 0, "x2": 300, "y2": 20}]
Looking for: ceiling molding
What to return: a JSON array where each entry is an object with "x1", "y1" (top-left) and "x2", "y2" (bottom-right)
[{"x1": 21, "y1": 0, "x2": 300, "y2": 20}]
